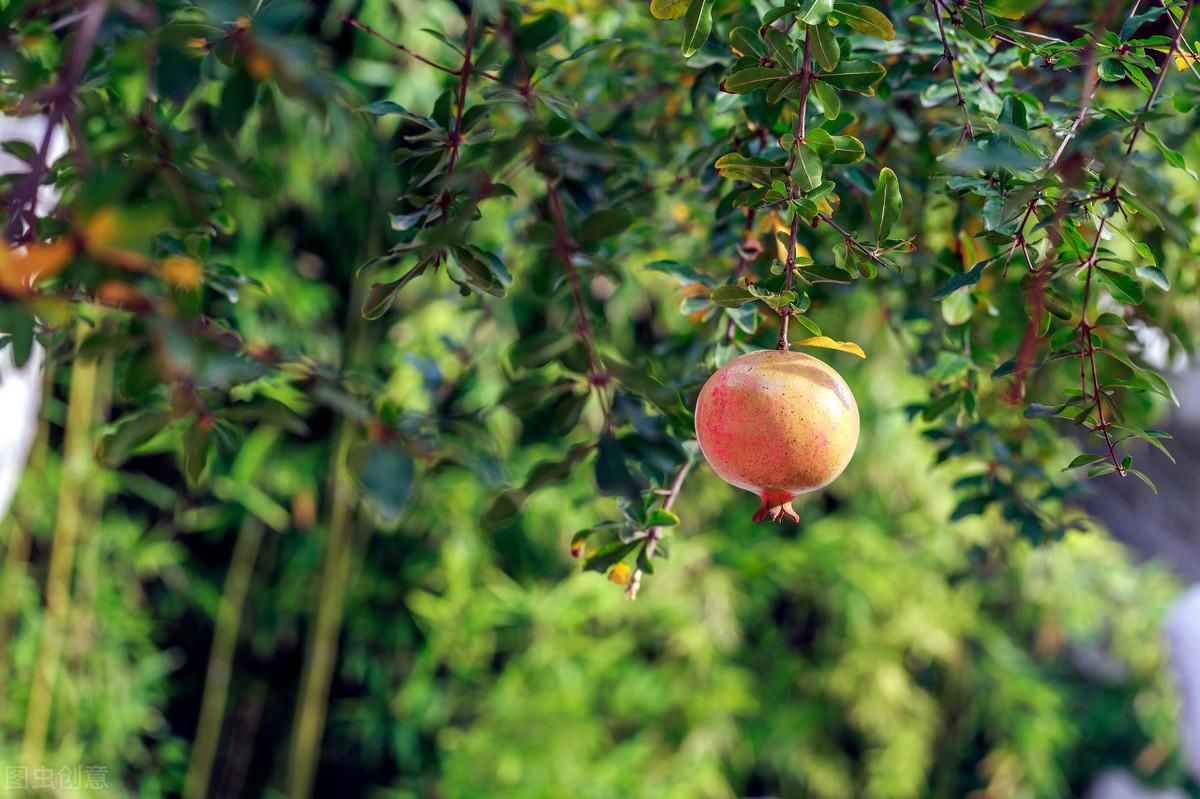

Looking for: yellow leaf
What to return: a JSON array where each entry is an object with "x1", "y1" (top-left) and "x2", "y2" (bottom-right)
[
  {"x1": 796, "y1": 336, "x2": 867, "y2": 359},
  {"x1": 650, "y1": 0, "x2": 691, "y2": 20},
  {"x1": 80, "y1": 208, "x2": 119, "y2": 250},
  {"x1": 773, "y1": 215, "x2": 811, "y2": 263},
  {"x1": 161, "y1": 255, "x2": 204, "y2": 289},
  {"x1": 0, "y1": 239, "x2": 75, "y2": 294},
  {"x1": 608, "y1": 562, "x2": 632, "y2": 585}
]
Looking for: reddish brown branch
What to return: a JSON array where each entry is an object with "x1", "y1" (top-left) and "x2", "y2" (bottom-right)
[
  {"x1": 4, "y1": 0, "x2": 105, "y2": 244},
  {"x1": 1074, "y1": 0, "x2": 1193, "y2": 474},
  {"x1": 724, "y1": 208, "x2": 761, "y2": 344},
  {"x1": 930, "y1": 0, "x2": 975, "y2": 142},
  {"x1": 543, "y1": 177, "x2": 612, "y2": 430},
  {"x1": 625, "y1": 459, "x2": 692, "y2": 600},
  {"x1": 339, "y1": 15, "x2": 497, "y2": 81}
]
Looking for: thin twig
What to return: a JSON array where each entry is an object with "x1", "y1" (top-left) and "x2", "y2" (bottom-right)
[
  {"x1": 1075, "y1": 0, "x2": 1193, "y2": 474},
  {"x1": 4, "y1": 0, "x2": 105, "y2": 244},
  {"x1": 724, "y1": 207, "x2": 760, "y2": 344},
  {"x1": 930, "y1": 0, "x2": 975, "y2": 142},
  {"x1": 625, "y1": 459, "x2": 692, "y2": 600},
  {"x1": 1157, "y1": 0, "x2": 1200, "y2": 82},
  {"x1": 339, "y1": 15, "x2": 498, "y2": 80},
  {"x1": 544, "y1": 178, "x2": 613, "y2": 431},
  {"x1": 441, "y1": 11, "x2": 478, "y2": 216},
  {"x1": 777, "y1": 33, "x2": 813, "y2": 350},
  {"x1": 816, "y1": 212, "x2": 898, "y2": 272}
]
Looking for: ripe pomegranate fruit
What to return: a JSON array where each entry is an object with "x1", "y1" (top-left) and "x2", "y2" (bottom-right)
[{"x1": 695, "y1": 349, "x2": 859, "y2": 522}]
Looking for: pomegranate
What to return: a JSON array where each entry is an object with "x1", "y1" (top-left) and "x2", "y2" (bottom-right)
[{"x1": 695, "y1": 349, "x2": 859, "y2": 522}]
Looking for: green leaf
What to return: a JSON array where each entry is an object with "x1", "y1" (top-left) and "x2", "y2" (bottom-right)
[
  {"x1": 921, "y1": 390, "x2": 961, "y2": 421},
  {"x1": 792, "y1": 145, "x2": 823, "y2": 191},
  {"x1": 651, "y1": 0, "x2": 691, "y2": 19},
  {"x1": 1128, "y1": 468, "x2": 1157, "y2": 494},
  {"x1": 805, "y1": 129, "x2": 864, "y2": 164},
  {"x1": 928, "y1": 351, "x2": 970, "y2": 382},
  {"x1": 710, "y1": 285, "x2": 756, "y2": 307},
  {"x1": 182, "y1": 422, "x2": 212, "y2": 488},
  {"x1": 97, "y1": 410, "x2": 173, "y2": 467},
  {"x1": 730, "y1": 26, "x2": 766, "y2": 57},
  {"x1": 1136, "y1": 265, "x2": 1170, "y2": 291},
  {"x1": 808, "y1": 23, "x2": 840, "y2": 71},
  {"x1": 1063, "y1": 453, "x2": 1106, "y2": 471},
  {"x1": 580, "y1": 207, "x2": 634, "y2": 244},
  {"x1": 1122, "y1": 62, "x2": 1153, "y2": 95},
  {"x1": 797, "y1": 0, "x2": 835, "y2": 25},
  {"x1": 933, "y1": 258, "x2": 993, "y2": 300},
  {"x1": 869, "y1": 167, "x2": 901, "y2": 242},
  {"x1": 1096, "y1": 267, "x2": 1144, "y2": 305},
  {"x1": 722, "y1": 67, "x2": 790, "y2": 93},
  {"x1": 645, "y1": 509, "x2": 681, "y2": 527},
  {"x1": 832, "y1": 1, "x2": 896, "y2": 40},
  {"x1": 681, "y1": 0, "x2": 714, "y2": 56},
  {"x1": 645, "y1": 259, "x2": 716, "y2": 287},
  {"x1": 714, "y1": 152, "x2": 786, "y2": 185},
  {"x1": 811, "y1": 79, "x2": 841, "y2": 119},
  {"x1": 583, "y1": 540, "x2": 639, "y2": 573},
  {"x1": 818, "y1": 59, "x2": 887, "y2": 93},
  {"x1": 763, "y1": 27, "x2": 797, "y2": 70}
]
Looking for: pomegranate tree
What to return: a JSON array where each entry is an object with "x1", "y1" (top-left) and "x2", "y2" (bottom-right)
[{"x1": 695, "y1": 350, "x2": 859, "y2": 523}]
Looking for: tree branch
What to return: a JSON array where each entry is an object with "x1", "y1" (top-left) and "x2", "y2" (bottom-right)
[
  {"x1": 1075, "y1": 0, "x2": 1194, "y2": 474},
  {"x1": 724, "y1": 207, "x2": 760, "y2": 344},
  {"x1": 777, "y1": 31, "x2": 813, "y2": 351},
  {"x1": 930, "y1": 0, "x2": 975, "y2": 142},
  {"x1": 339, "y1": 15, "x2": 498, "y2": 81},
  {"x1": 625, "y1": 458, "x2": 692, "y2": 600},
  {"x1": 3, "y1": 0, "x2": 105, "y2": 244}
]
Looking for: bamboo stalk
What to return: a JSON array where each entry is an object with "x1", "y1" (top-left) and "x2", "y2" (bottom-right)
[
  {"x1": 58, "y1": 344, "x2": 112, "y2": 746},
  {"x1": 184, "y1": 516, "x2": 267, "y2": 799},
  {"x1": 286, "y1": 421, "x2": 358, "y2": 799},
  {"x1": 21, "y1": 321, "x2": 99, "y2": 766}
]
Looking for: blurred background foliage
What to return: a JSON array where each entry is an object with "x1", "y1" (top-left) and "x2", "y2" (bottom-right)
[{"x1": 0, "y1": 0, "x2": 1198, "y2": 797}]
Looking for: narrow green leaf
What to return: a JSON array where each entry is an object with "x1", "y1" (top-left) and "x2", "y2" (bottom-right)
[
  {"x1": 681, "y1": 0, "x2": 714, "y2": 57},
  {"x1": 869, "y1": 167, "x2": 901, "y2": 242},
  {"x1": 808, "y1": 23, "x2": 840, "y2": 71},
  {"x1": 811, "y1": 79, "x2": 841, "y2": 119}
]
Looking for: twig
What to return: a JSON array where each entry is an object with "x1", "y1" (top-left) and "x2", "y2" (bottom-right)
[
  {"x1": 1157, "y1": 0, "x2": 1200, "y2": 82},
  {"x1": 339, "y1": 15, "x2": 498, "y2": 81},
  {"x1": 1075, "y1": 0, "x2": 1194, "y2": 474},
  {"x1": 440, "y1": 11, "x2": 478, "y2": 216},
  {"x1": 625, "y1": 459, "x2": 692, "y2": 600},
  {"x1": 816, "y1": 212, "x2": 898, "y2": 273},
  {"x1": 3, "y1": 0, "x2": 105, "y2": 244},
  {"x1": 930, "y1": 0, "x2": 975, "y2": 142},
  {"x1": 544, "y1": 177, "x2": 613, "y2": 431},
  {"x1": 777, "y1": 33, "x2": 814, "y2": 350},
  {"x1": 723, "y1": 208, "x2": 760, "y2": 344}
]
